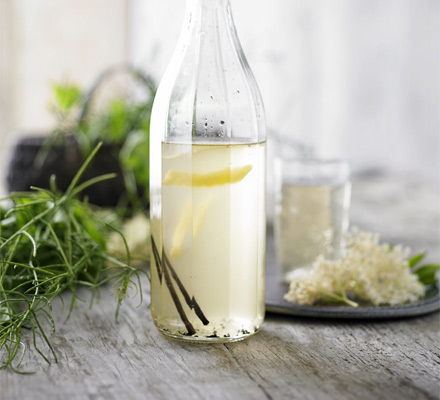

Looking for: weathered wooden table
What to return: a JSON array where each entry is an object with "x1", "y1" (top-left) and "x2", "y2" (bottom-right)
[{"x1": 2, "y1": 172, "x2": 440, "y2": 400}]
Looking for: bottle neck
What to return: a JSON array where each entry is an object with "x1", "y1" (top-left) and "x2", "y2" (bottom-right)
[
  {"x1": 154, "y1": 0, "x2": 266, "y2": 143},
  {"x1": 185, "y1": 0, "x2": 232, "y2": 32},
  {"x1": 188, "y1": 0, "x2": 230, "y2": 10}
]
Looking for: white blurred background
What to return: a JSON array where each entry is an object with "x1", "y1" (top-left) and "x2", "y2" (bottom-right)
[{"x1": 1, "y1": 0, "x2": 439, "y2": 185}]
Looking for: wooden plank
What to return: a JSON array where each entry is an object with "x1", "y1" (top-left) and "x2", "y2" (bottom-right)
[{"x1": 1, "y1": 280, "x2": 439, "y2": 400}]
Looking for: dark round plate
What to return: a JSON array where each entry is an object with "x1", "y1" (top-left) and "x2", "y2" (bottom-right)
[{"x1": 265, "y1": 269, "x2": 440, "y2": 320}]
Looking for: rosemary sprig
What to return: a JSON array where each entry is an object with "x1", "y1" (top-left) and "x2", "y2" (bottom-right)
[{"x1": 0, "y1": 143, "x2": 147, "y2": 372}]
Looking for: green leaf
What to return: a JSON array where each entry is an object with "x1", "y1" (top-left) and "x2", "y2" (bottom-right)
[
  {"x1": 107, "y1": 98, "x2": 130, "y2": 142},
  {"x1": 65, "y1": 142, "x2": 103, "y2": 196},
  {"x1": 413, "y1": 264, "x2": 440, "y2": 285},
  {"x1": 53, "y1": 83, "x2": 82, "y2": 112},
  {"x1": 73, "y1": 204, "x2": 106, "y2": 249},
  {"x1": 408, "y1": 252, "x2": 426, "y2": 268},
  {"x1": 120, "y1": 130, "x2": 149, "y2": 184}
]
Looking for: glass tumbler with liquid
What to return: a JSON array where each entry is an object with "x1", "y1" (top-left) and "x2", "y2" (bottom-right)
[
  {"x1": 149, "y1": 0, "x2": 266, "y2": 342},
  {"x1": 274, "y1": 158, "x2": 351, "y2": 283}
]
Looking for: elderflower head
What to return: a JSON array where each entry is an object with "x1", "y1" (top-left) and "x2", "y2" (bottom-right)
[{"x1": 284, "y1": 228, "x2": 425, "y2": 307}]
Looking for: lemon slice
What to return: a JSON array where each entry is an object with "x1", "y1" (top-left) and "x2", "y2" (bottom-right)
[
  {"x1": 170, "y1": 196, "x2": 213, "y2": 258},
  {"x1": 163, "y1": 165, "x2": 252, "y2": 187},
  {"x1": 193, "y1": 195, "x2": 213, "y2": 235},
  {"x1": 170, "y1": 201, "x2": 192, "y2": 258}
]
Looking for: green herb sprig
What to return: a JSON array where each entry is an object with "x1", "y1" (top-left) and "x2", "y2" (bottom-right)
[
  {"x1": 409, "y1": 252, "x2": 440, "y2": 286},
  {"x1": 0, "y1": 143, "x2": 148, "y2": 372}
]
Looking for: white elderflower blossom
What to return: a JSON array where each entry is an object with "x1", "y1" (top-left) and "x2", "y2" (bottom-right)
[{"x1": 284, "y1": 228, "x2": 425, "y2": 307}]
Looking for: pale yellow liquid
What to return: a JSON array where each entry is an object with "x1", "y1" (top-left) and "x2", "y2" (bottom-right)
[
  {"x1": 274, "y1": 182, "x2": 351, "y2": 283},
  {"x1": 151, "y1": 141, "x2": 266, "y2": 341}
]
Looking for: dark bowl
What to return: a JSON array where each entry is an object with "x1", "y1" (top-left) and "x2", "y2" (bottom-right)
[{"x1": 6, "y1": 135, "x2": 144, "y2": 207}]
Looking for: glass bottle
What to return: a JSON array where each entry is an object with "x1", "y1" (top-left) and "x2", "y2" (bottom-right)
[{"x1": 149, "y1": 0, "x2": 266, "y2": 342}]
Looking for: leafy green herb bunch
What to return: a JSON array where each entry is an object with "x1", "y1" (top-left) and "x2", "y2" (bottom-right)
[{"x1": 0, "y1": 144, "x2": 147, "y2": 372}]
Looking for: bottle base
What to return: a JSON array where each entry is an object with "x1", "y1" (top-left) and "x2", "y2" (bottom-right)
[
  {"x1": 156, "y1": 326, "x2": 261, "y2": 343},
  {"x1": 152, "y1": 316, "x2": 263, "y2": 343}
]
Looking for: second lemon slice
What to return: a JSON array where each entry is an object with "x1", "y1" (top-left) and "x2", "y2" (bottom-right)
[{"x1": 163, "y1": 165, "x2": 252, "y2": 187}]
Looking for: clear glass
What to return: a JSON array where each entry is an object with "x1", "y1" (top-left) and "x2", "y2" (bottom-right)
[
  {"x1": 150, "y1": 0, "x2": 266, "y2": 342},
  {"x1": 274, "y1": 158, "x2": 351, "y2": 283}
]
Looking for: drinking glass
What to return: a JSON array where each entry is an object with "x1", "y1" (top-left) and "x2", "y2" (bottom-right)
[{"x1": 274, "y1": 158, "x2": 351, "y2": 283}]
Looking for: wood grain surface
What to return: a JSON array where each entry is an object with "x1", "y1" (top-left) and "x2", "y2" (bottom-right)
[{"x1": 1, "y1": 172, "x2": 439, "y2": 400}]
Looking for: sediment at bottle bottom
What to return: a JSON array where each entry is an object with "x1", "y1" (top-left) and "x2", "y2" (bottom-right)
[{"x1": 152, "y1": 316, "x2": 263, "y2": 343}]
